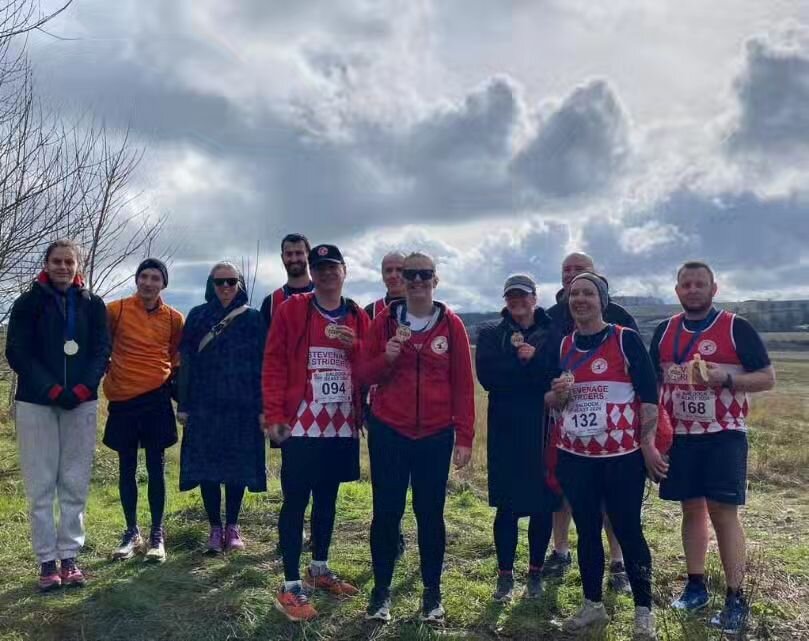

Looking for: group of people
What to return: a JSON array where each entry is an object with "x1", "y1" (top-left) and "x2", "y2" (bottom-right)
[{"x1": 6, "y1": 235, "x2": 774, "y2": 639}]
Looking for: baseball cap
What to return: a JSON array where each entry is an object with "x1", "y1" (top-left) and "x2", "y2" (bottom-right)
[
  {"x1": 503, "y1": 273, "x2": 536, "y2": 296},
  {"x1": 308, "y1": 244, "x2": 345, "y2": 267}
]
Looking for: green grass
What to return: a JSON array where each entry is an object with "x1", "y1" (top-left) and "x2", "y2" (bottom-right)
[{"x1": 0, "y1": 360, "x2": 808, "y2": 640}]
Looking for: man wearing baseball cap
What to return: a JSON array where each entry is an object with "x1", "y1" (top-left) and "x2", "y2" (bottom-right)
[
  {"x1": 476, "y1": 274, "x2": 558, "y2": 602},
  {"x1": 104, "y1": 258, "x2": 184, "y2": 564},
  {"x1": 262, "y1": 244, "x2": 370, "y2": 622}
]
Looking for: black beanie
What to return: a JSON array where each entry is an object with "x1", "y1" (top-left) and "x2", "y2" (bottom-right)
[{"x1": 136, "y1": 258, "x2": 168, "y2": 288}]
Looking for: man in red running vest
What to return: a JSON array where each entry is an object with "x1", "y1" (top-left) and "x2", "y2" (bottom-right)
[
  {"x1": 259, "y1": 233, "x2": 314, "y2": 329},
  {"x1": 650, "y1": 261, "x2": 775, "y2": 635},
  {"x1": 364, "y1": 252, "x2": 406, "y2": 319}
]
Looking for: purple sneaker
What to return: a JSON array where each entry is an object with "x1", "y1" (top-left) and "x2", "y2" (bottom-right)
[
  {"x1": 206, "y1": 525, "x2": 224, "y2": 554},
  {"x1": 224, "y1": 525, "x2": 245, "y2": 552}
]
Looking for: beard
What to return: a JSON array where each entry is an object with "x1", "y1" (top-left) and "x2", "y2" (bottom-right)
[
  {"x1": 285, "y1": 261, "x2": 307, "y2": 277},
  {"x1": 680, "y1": 298, "x2": 713, "y2": 315}
]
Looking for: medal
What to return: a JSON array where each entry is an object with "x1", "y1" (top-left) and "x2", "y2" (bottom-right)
[
  {"x1": 667, "y1": 363, "x2": 686, "y2": 383},
  {"x1": 64, "y1": 340, "x2": 79, "y2": 356},
  {"x1": 324, "y1": 324, "x2": 340, "y2": 339},
  {"x1": 561, "y1": 370, "x2": 575, "y2": 385},
  {"x1": 510, "y1": 332, "x2": 525, "y2": 347},
  {"x1": 396, "y1": 325, "x2": 412, "y2": 341}
]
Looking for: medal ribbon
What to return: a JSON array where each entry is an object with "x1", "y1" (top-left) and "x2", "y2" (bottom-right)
[
  {"x1": 313, "y1": 298, "x2": 347, "y2": 325},
  {"x1": 673, "y1": 308, "x2": 719, "y2": 364},
  {"x1": 560, "y1": 325, "x2": 614, "y2": 373},
  {"x1": 64, "y1": 288, "x2": 77, "y2": 344}
]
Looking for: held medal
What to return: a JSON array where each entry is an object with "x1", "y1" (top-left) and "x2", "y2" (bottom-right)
[
  {"x1": 396, "y1": 325, "x2": 412, "y2": 341},
  {"x1": 64, "y1": 340, "x2": 79, "y2": 356},
  {"x1": 510, "y1": 332, "x2": 525, "y2": 347},
  {"x1": 325, "y1": 324, "x2": 340, "y2": 339}
]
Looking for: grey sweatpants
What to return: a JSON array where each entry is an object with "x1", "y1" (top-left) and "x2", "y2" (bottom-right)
[{"x1": 15, "y1": 401, "x2": 98, "y2": 563}]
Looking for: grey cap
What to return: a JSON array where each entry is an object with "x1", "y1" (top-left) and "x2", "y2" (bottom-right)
[{"x1": 503, "y1": 273, "x2": 536, "y2": 296}]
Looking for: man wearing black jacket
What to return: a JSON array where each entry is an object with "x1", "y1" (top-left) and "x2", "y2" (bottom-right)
[
  {"x1": 6, "y1": 240, "x2": 110, "y2": 591},
  {"x1": 543, "y1": 252, "x2": 638, "y2": 593}
]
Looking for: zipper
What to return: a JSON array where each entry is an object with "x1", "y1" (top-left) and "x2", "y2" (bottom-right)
[
  {"x1": 62, "y1": 296, "x2": 67, "y2": 386},
  {"x1": 415, "y1": 351, "x2": 421, "y2": 435}
]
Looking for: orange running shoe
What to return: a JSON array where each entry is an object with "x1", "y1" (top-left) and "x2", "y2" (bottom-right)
[
  {"x1": 303, "y1": 568, "x2": 359, "y2": 596},
  {"x1": 274, "y1": 584, "x2": 318, "y2": 622}
]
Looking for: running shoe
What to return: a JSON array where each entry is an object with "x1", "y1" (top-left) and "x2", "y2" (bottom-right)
[
  {"x1": 224, "y1": 524, "x2": 246, "y2": 552},
  {"x1": 492, "y1": 573, "x2": 514, "y2": 602},
  {"x1": 206, "y1": 525, "x2": 224, "y2": 554},
  {"x1": 710, "y1": 594, "x2": 749, "y2": 635},
  {"x1": 561, "y1": 599, "x2": 609, "y2": 633},
  {"x1": 525, "y1": 569, "x2": 543, "y2": 599},
  {"x1": 542, "y1": 550, "x2": 572, "y2": 578},
  {"x1": 608, "y1": 561, "x2": 632, "y2": 594},
  {"x1": 112, "y1": 526, "x2": 143, "y2": 561},
  {"x1": 633, "y1": 606, "x2": 658, "y2": 640},
  {"x1": 303, "y1": 568, "x2": 359, "y2": 596},
  {"x1": 145, "y1": 527, "x2": 166, "y2": 563},
  {"x1": 365, "y1": 586, "x2": 392, "y2": 622},
  {"x1": 38, "y1": 561, "x2": 61, "y2": 592},
  {"x1": 274, "y1": 584, "x2": 317, "y2": 622},
  {"x1": 671, "y1": 581, "x2": 710, "y2": 611},
  {"x1": 420, "y1": 587, "x2": 445, "y2": 624},
  {"x1": 59, "y1": 558, "x2": 86, "y2": 587}
]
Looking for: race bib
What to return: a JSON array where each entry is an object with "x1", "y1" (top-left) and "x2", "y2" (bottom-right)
[
  {"x1": 312, "y1": 370, "x2": 352, "y2": 404},
  {"x1": 562, "y1": 397, "x2": 607, "y2": 438},
  {"x1": 672, "y1": 388, "x2": 716, "y2": 422}
]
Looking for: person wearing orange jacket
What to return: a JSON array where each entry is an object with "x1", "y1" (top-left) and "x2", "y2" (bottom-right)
[
  {"x1": 262, "y1": 244, "x2": 370, "y2": 622},
  {"x1": 359, "y1": 252, "x2": 475, "y2": 624}
]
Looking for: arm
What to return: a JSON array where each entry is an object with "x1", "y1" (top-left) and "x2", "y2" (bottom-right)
[
  {"x1": 259, "y1": 294, "x2": 272, "y2": 329},
  {"x1": 356, "y1": 315, "x2": 394, "y2": 386},
  {"x1": 261, "y1": 301, "x2": 290, "y2": 425},
  {"x1": 76, "y1": 295, "x2": 112, "y2": 397},
  {"x1": 176, "y1": 307, "x2": 198, "y2": 414},
  {"x1": 169, "y1": 310, "x2": 185, "y2": 368},
  {"x1": 4, "y1": 294, "x2": 61, "y2": 401},
  {"x1": 474, "y1": 325, "x2": 528, "y2": 391},
  {"x1": 700, "y1": 318, "x2": 776, "y2": 392},
  {"x1": 648, "y1": 322, "x2": 666, "y2": 385},
  {"x1": 450, "y1": 315, "x2": 476, "y2": 449}
]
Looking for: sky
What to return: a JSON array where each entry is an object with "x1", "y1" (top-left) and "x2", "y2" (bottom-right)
[{"x1": 26, "y1": 0, "x2": 809, "y2": 312}]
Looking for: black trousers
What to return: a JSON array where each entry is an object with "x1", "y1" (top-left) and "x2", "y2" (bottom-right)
[
  {"x1": 557, "y1": 449, "x2": 652, "y2": 608},
  {"x1": 493, "y1": 508, "x2": 553, "y2": 572},
  {"x1": 200, "y1": 482, "x2": 246, "y2": 526},
  {"x1": 118, "y1": 447, "x2": 166, "y2": 530},
  {"x1": 368, "y1": 417, "x2": 454, "y2": 591}
]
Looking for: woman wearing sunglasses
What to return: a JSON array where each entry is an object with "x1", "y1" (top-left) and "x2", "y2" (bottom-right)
[
  {"x1": 543, "y1": 272, "x2": 664, "y2": 640},
  {"x1": 359, "y1": 252, "x2": 475, "y2": 624},
  {"x1": 177, "y1": 262, "x2": 267, "y2": 553}
]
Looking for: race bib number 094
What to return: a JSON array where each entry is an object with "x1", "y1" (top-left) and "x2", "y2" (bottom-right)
[{"x1": 312, "y1": 371, "x2": 352, "y2": 404}]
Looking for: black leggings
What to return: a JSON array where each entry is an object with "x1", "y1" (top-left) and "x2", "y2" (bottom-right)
[
  {"x1": 557, "y1": 449, "x2": 652, "y2": 608},
  {"x1": 493, "y1": 508, "x2": 553, "y2": 572},
  {"x1": 118, "y1": 447, "x2": 166, "y2": 530},
  {"x1": 200, "y1": 482, "x2": 246, "y2": 527},
  {"x1": 369, "y1": 418, "x2": 454, "y2": 591}
]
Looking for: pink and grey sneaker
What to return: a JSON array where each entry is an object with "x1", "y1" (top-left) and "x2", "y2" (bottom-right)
[
  {"x1": 59, "y1": 558, "x2": 86, "y2": 587},
  {"x1": 206, "y1": 525, "x2": 224, "y2": 554},
  {"x1": 38, "y1": 561, "x2": 62, "y2": 592},
  {"x1": 224, "y1": 525, "x2": 245, "y2": 552}
]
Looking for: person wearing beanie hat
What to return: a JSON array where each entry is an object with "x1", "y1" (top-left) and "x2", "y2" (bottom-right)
[
  {"x1": 476, "y1": 273, "x2": 558, "y2": 603},
  {"x1": 541, "y1": 273, "x2": 662, "y2": 639},
  {"x1": 103, "y1": 257, "x2": 184, "y2": 564}
]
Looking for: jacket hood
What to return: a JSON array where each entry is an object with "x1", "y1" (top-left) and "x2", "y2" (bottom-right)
[
  {"x1": 36, "y1": 270, "x2": 86, "y2": 291},
  {"x1": 204, "y1": 274, "x2": 248, "y2": 305}
]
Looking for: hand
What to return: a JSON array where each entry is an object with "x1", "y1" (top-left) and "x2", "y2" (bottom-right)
[
  {"x1": 453, "y1": 445, "x2": 472, "y2": 469},
  {"x1": 516, "y1": 344, "x2": 536, "y2": 362},
  {"x1": 384, "y1": 337, "x2": 403, "y2": 364},
  {"x1": 57, "y1": 390, "x2": 80, "y2": 411},
  {"x1": 333, "y1": 325, "x2": 356, "y2": 348},
  {"x1": 176, "y1": 411, "x2": 189, "y2": 425},
  {"x1": 266, "y1": 422, "x2": 291, "y2": 444},
  {"x1": 550, "y1": 376, "x2": 572, "y2": 405},
  {"x1": 701, "y1": 361, "x2": 727, "y2": 386},
  {"x1": 641, "y1": 443, "x2": 669, "y2": 482}
]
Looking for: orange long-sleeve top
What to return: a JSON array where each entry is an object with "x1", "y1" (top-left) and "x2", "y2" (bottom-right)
[{"x1": 103, "y1": 295, "x2": 184, "y2": 402}]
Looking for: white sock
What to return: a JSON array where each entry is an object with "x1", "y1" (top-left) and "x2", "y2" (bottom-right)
[
  {"x1": 284, "y1": 580, "x2": 302, "y2": 591},
  {"x1": 310, "y1": 560, "x2": 328, "y2": 576}
]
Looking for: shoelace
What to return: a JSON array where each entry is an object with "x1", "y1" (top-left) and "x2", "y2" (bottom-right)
[
  {"x1": 150, "y1": 529, "x2": 164, "y2": 546},
  {"x1": 289, "y1": 587, "x2": 310, "y2": 605}
]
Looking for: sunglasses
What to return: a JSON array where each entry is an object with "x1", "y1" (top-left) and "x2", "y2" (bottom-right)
[
  {"x1": 213, "y1": 277, "x2": 239, "y2": 287},
  {"x1": 403, "y1": 269, "x2": 435, "y2": 281}
]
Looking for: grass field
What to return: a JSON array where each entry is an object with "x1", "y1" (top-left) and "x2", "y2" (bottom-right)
[{"x1": 0, "y1": 359, "x2": 807, "y2": 641}]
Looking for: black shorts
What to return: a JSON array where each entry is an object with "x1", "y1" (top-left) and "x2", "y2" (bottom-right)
[
  {"x1": 103, "y1": 385, "x2": 178, "y2": 452},
  {"x1": 280, "y1": 436, "x2": 360, "y2": 493},
  {"x1": 659, "y1": 430, "x2": 748, "y2": 505}
]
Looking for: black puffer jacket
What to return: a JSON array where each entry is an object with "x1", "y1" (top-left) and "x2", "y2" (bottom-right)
[
  {"x1": 475, "y1": 308, "x2": 558, "y2": 512},
  {"x1": 6, "y1": 274, "x2": 110, "y2": 405}
]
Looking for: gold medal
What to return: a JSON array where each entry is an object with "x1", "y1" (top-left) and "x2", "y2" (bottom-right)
[
  {"x1": 396, "y1": 325, "x2": 412, "y2": 341},
  {"x1": 667, "y1": 363, "x2": 686, "y2": 383},
  {"x1": 64, "y1": 340, "x2": 79, "y2": 356},
  {"x1": 561, "y1": 370, "x2": 575, "y2": 385},
  {"x1": 325, "y1": 324, "x2": 340, "y2": 339},
  {"x1": 510, "y1": 332, "x2": 525, "y2": 347}
]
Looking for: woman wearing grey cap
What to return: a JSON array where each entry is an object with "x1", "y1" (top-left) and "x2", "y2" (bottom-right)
[
  {"x1": 475, "y1": 274, "x2": 558, "y2": 603},
  {"x1": 542, "y1": 272, "x2": 664, "y2": 639}
]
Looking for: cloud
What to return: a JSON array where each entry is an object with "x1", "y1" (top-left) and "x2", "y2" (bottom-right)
[{"x1": 512, "y1": 79, "x2": 631, "y2": 198}]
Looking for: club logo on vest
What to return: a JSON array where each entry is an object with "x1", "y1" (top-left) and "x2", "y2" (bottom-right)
[
  {"x1": 591, "y1": 358, "x2": 608, "y2": 375},
  {"x1": 431, "y1": 336, "x2": 448, "y2": 354},
  {"x1": 698, "y1": 340, "x2": 717, "y2": 356}
]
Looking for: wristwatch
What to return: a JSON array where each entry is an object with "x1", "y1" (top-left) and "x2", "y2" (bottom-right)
[{"x1": 722, "y1": 373, "x2": 734, "y2": 389}]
